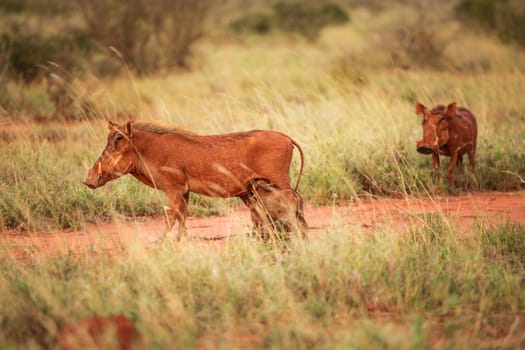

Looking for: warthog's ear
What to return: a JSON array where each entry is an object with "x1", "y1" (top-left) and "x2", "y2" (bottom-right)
[
  {"x1": 415, "y1": 102, "x2": 427, "y2": 115},
  {"x1": 126, "y1": 120, "x2": 134, "y2": 138},
  {"x1": 445, "y1": 102, "x2": 457, "y2": 117},
  {"x1": 107, "y1": 121, "x2": 118, "y2": 130}
]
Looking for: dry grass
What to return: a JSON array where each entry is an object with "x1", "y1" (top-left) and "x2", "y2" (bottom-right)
[
  {"x1": 1, "y1": 4, "x2": 525, "y2": 349},
  {"x1": 2, "y1": 13, "x2": 525, "y2": 229},
  {"x1": 0, "y1": 219, "x2": 524, "y2": 349}
]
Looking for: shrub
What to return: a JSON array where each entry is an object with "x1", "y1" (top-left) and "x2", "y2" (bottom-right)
[
  {"x1": 77, "y1": 0, "x2": 212, "y2": 74},
  {"x1": 0, "y1": 27, "x2": 90, "y2": 117},
  {"x1": 457, "y1": 0, "x2": 525, "y2": 48},
  {"x1": 229, "y1": 1, "x2": 349, "y2": 40},
  {"x1": 273, "y1": 1, "x2": 349, "y2": 40},
  {"x1": 391, "y1": 23, "x2": 444, "y2": 69},
  {"x1": 0, "y1": 32, "x2": 59, "y2": 84},
  {"x1": 0, "y1": 0, "x2": 74, "y2": 15},
  {"x1": 230, "y1": 13, "x2": 273, "y2": 35}
]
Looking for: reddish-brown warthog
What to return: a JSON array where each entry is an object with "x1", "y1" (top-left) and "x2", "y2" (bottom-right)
[
  {"x1": 240, "y1": 179, "x2": 307, "y2": 240},
  {"x1": 415, "y1": 102, "x2": 477, "y2": 193},
  {"x1": 57, "y1": 315, "x2": 139, "y2": 350},
  {"x1": 84, "y1": 120, "x2": 305, "y2": 238}
]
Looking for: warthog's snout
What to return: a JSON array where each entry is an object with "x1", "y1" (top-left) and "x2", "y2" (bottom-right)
[
  {"x1": 83, "y1": 180, "x2": 97, "y2": 189},
  {"x1": 416, "y1": 140, "x2": 434, "y2": 155},
  {"x1": 416, "y1": 146, "x2": 433, "y2": 155},
  {"x1": 84, "y1": 161, "x2": 106, "y2": 189}
]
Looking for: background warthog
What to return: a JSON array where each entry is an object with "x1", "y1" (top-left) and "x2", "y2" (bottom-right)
[
  {"x1": 56, "y1": 315, "x2": 139, "y2": 350},
  {"x1": 84, "y1": 120, "x2": 305, "y2": 238},
  {"x1": 240, "y1": 179, "x2": 308, "y2": 240},
  {"x1": 415, "y1": 102, "x2": 478, "y2": 193}
]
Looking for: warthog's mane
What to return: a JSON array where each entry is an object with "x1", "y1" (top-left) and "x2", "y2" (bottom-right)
[
  {"x1": 430, "y1": 105, "x2": 446, "y2": 114},
  {"x1": 133, "y1": 121, "x2": 196, "y2": 136},
  {"x1": 131, "y1": 120, "x2": 259, "y2": 146}
]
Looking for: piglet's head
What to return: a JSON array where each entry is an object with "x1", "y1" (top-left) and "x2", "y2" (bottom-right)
[{"x1": 415, "y1": 102, "x2": 456, "y2": 154}]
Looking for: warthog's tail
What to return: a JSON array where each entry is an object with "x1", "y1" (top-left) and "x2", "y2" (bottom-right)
[{"x1": 290, "y1": 138, "x2": 305, "y2": 191}]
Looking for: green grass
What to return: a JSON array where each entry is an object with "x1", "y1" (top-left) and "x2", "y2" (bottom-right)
[
  {"x1": 0, "y1": 4, "x2": 524, "y2": 350},
  {"x1": 1, "y1": 68, "x2": 525, "y2": 230},
  {"x1": 0, "y1": 221, "x2": 523, "y2": 349},
  {"x1": 0, "y1": 123, "x2": 164, "y2": 231},
  {"x1": 1, "y1": 5, "x2": 525, "y2": 231}
]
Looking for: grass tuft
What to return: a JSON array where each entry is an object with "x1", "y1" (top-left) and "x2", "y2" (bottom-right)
[{"x1": 0, "y1": 222, "x2": 524, "y2": 348}]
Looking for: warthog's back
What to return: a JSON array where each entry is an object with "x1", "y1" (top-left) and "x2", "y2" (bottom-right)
[
  {"x1": 135, "y1": 127, "x2": 300, "y2": 197},
  {"x1": 181, "y1": 130, "x2": 295, "y2": 196},
  {"x1": 449, "y1": 107, "x2": 478, "y2": 150},
  {"x1": 455, "y1": 107, "x2": 477, "y2": 133}
]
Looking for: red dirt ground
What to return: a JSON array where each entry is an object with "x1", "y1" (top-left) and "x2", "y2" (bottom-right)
[{"x1": 2, "y1": 191, "x2": 525, "y2": 259}]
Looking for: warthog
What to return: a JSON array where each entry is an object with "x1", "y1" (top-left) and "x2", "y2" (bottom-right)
[
  {"x1": 415, "y1": 102, "x2": 477, "y2": 193},
  {"x1": 57, "y1": 315, "x2": 139, "y2": 350},
  {"x1": 240, "y1": 179, "x2": 307, "y2": 240},
  {"x1": 84, "y1": 120, "x2": 306, "y2": 238}
]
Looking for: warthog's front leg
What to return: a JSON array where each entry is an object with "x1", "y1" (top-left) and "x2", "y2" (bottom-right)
[
  {"x1": 468, "y1": 149, "x2": 476, "y2": 173},
  {"x1": 164, "y1": 191, "x2": 190, "y2": 240},
  {"x1": 431, "y1": 152, "x2": 441, "y2": 182},
  {"x1": 447, "y1": 152, "x2": 459, "y2": 194},
  {"x1": 467, "y1": 149, "x2": 478, "y2": 189}
]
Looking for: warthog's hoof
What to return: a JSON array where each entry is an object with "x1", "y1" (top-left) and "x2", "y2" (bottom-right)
[{"x1": 447, "y1": 186, "x2": 459, "y2": 196}]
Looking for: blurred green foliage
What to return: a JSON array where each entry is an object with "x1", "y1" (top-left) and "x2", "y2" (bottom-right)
[
  {"x1": 273, "y1": 1, "x2": 349, "y2": 40},
  {"x1": 0, "y1": 0, "x2": 74, "y2": 14},
  {"x1": 458, "y1": 0, "x2": 525, "y2": 47},
  {"x1": 230, "y1": 13, "x2": 273, "y2": 35},
  {"x1": 78, "y1": 0, "x2": 211, "y2": 74},
  {"x1": 0, "y1": 0, "x2": 212, "y2": 82},
  {"x1": 0, "y1": 30, "x2": 88, "y2": 84},
  {"x1": 230, "y1": 1, "x2": 349, "y2": 40}
]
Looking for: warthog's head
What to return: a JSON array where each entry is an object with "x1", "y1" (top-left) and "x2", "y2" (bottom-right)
[
  {"x1": 243, "y1": 180, "x2": 307, "y2": 237},
  {"x1": 84, "y1": 121, "x2": 136, "y2": 189},
  {"x1": 415, "y1": 102, "x2": 456, "y2": 154}
]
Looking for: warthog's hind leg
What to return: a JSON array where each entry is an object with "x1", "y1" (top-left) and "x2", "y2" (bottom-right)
[{"x1": 293, "y1": 190, "x2": 308, "y2": 238}]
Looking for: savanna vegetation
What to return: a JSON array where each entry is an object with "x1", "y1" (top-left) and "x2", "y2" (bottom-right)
[
  {"x1": 1, "y1": 0, "x2": 524, "y2": 348},
  {"x1": 1, "y1": 218, "x2": 524, "y2": 349}
]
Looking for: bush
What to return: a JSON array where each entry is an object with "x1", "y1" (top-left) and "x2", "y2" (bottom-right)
[
  {"x1": 0, "y1": 27, "x2": 90, "y2": 117},
  {"x1": 0, "y1": 32, "x2": 59, "y2": 84},
  {"x1": 1, "y1": 0, "x2": 212, "y2": 79},
  {"x1": 229, "y1": 1, "x2": 349, "y2": 40},
  {"x1": 77, "y1": 0, "x2": 212, "y2": 74},
  {"x1": 274, "y1": 1, "x2": 349, "y2": 40},
  {"x1": 230, "y1": 13, "x2": 273, "y2": 35},
  {"x1": 457, "y1": 0, "x2": 525, "y2": 48},
  {"x1": 391, "y1": 23, "x2": 444, "y2": 69},
  {"x1": 0, "y1": 0, "x2": 74, "y2": 15}
]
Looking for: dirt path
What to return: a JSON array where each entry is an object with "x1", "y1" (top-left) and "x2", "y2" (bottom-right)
[{"x1": 2, "y1": 191, "x2": 525, "y2": 259}]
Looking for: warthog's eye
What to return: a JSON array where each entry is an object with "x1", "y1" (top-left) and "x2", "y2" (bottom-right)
[{"x1": 115, "y1": 134, "x2": 123, "y2": 145}]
